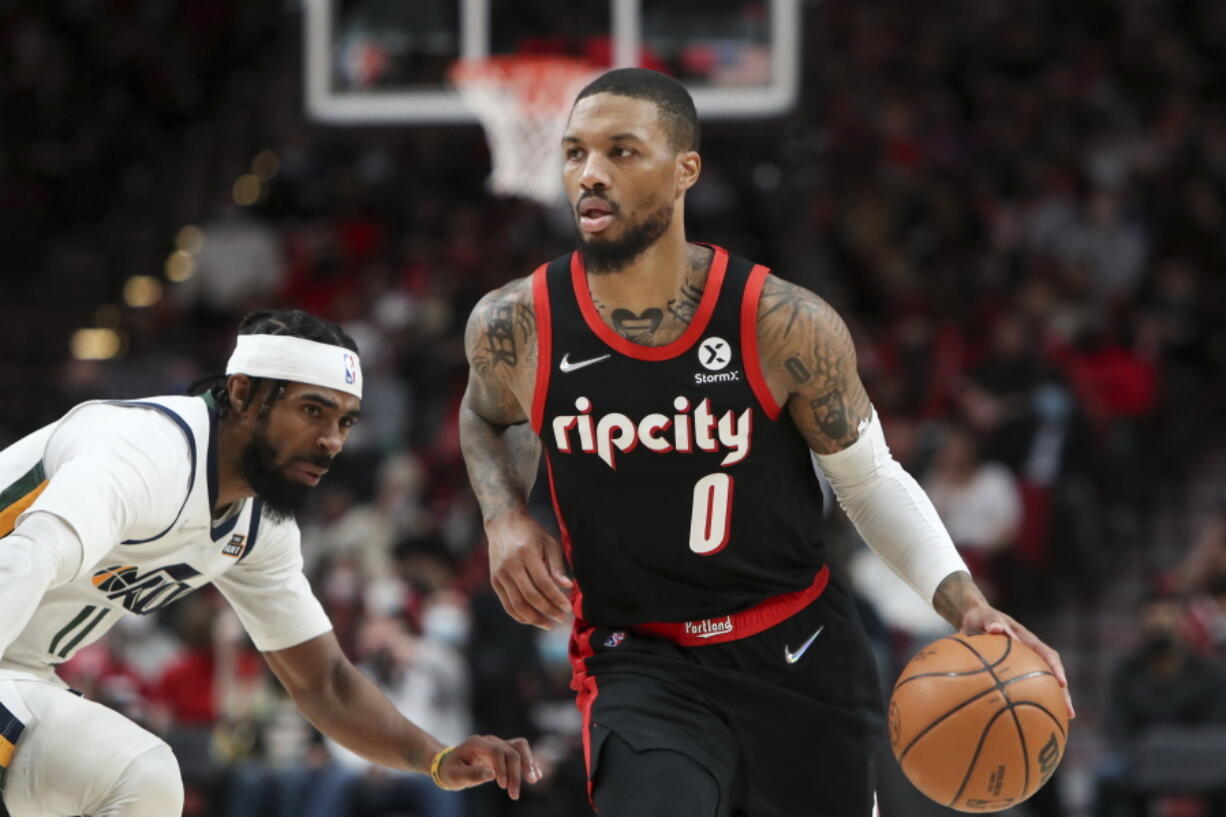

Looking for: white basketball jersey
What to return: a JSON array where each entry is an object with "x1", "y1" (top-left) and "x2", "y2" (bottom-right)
[{"x1": 0, "y1": 395, "x2": 331, "y2": 675}]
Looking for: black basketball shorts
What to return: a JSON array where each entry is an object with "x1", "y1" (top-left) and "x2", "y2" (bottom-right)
[{"x1": 571, "y1": 577, "x2": 885, "y2": 817}]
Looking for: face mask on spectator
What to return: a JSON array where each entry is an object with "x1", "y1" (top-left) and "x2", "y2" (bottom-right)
[
  {"x1": 422, "y1": 603, "x2": 470, "y2": 648},
  {"x1": 1033, "y1": 383, "x2": 1072, "y2": 422},
  {"x1": 537, "y1": 625, "x2": 571, "y2": 669},
  {"x1": 1141, "y1": 632, "x2": 1178, "y2": 659}
]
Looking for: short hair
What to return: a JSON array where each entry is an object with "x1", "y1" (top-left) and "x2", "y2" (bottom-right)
[
  {"x1": 573, "y1": 68, "x2": 700, "y2": 153},
  {"x1": 189, "y1": 308, "x2": 359, "y2": 416}
]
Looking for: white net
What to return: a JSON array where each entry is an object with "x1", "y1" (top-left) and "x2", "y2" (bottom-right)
[{"x1": 450, "y1": 56, "x2": 599, "y2": 205}]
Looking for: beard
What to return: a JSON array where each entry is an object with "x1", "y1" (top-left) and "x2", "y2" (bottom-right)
[
  {"x1": 578, "y1": 197, "x2": 673, "y2": 275},
  {"x1": 239, "y1": 424, "x2": 331, "y2": 523}
]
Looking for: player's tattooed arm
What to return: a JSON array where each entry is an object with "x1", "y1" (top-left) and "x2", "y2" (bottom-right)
[
  {"x1": 465, "y1": 279, "x2": 536, "y2": 389},
  {"x1": 461, "y1": 280, "x2": 572, "y2": 628},
  {"x1": 756, "y1": 275, "x2": 873, "y2": 455},
  {"x1": 460, "y1": 279, "x2": 541, "y2": 522},
  {"x1": 932, "y1": 570, "x2": 990, "y2": 628}
]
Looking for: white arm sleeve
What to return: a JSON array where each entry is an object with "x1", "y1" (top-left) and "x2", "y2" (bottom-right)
[
  {"x1": 813, "y1": 410, "x2": 968, "y2": 606},
  {"x1": 213, "y1": 520, "x2": 333, "y2": 652},
  {"x1": 0, "y1": 512, "x2": 84, "y2": 659}
]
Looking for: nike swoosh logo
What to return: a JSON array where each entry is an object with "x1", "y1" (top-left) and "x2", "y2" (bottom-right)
[
  {"x1": 784, "y1": 625, "x2": 824, "y2": 664},
  {"x1": 559, "y1": 353, "x2": 611, "y2": 373}
]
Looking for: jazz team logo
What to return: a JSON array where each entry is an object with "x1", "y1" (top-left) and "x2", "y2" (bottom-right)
[
  {"x1": 342, "y1": 353, "x2": 357, "y2": 385},
  {"x1": 92, "y1": 563, "x2": 202, "y2": 614}
]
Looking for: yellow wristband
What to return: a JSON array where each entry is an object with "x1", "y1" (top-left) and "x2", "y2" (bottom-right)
[{"x1": 430, "y1": 745, "x2": 457, "y2": 790}]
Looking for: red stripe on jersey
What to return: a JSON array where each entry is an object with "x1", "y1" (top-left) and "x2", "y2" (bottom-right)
[
  {"x1": 741, "y1": 264, "x2": 783, "y2": 420},
  {"x1": 547, "y1": 449, "x2": 601, "y2": 804},
  {"x1": 544, "y1": 452, "x2": 581, "y2": 621},
  {"x1": 571, "y1": 621, "x2": 600, "y2": 806},
  {"x1": 570, "y1": 246, "x2": 729, "y2": 361},
  {"x1": 633, "y1": 564, "x2": 829, "y2": 647},
  {"x1": 530, "y1": 263, "x2": 552, "y2": 434}
]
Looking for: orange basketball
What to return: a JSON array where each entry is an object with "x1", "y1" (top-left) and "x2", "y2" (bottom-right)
[{"x1": 888, "y1": 634, "x2": 1068, "y2": 813}]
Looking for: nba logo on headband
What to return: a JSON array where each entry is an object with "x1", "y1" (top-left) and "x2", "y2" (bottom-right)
[{"x1": 226, "y1": 335, "x2": 363, "y2": 399}]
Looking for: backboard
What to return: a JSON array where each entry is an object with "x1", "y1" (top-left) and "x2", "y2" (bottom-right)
[{"x1": 304, "y1": 0, "x2": 801, "y2": 124}]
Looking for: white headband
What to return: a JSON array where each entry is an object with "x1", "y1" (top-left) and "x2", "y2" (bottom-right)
[{"x1": 225, "y1": 335, "x2": 363, "y2": 399}]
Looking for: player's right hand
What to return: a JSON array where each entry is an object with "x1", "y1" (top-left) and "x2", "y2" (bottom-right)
[
  {"x1": 440, "y1": 734, "x2": 541, "y2": 799},
  {"x1": 486, "y1": 509, "x2": 572, "y2": 628}
]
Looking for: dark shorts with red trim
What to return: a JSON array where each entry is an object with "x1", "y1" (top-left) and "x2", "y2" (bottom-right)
[{"x1": 573, "y1": 576, "x2": 885, "y2": 817}]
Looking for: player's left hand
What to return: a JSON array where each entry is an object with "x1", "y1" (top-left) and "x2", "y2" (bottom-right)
[
  {"x1": 439, "y1": 735, "x2": 541, "y2": 800},
  {"x1": 960, "y1": 606, "x2": 1075, "y2": 721}
]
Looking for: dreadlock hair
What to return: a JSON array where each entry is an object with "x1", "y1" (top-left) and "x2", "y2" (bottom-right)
[{"x1": 187, "y1": 309, "x2": 360, "y2": 417}]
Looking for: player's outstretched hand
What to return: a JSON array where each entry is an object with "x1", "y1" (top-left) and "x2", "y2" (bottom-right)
[
  {"x1": 487, "y1": 508, "x2": 572, "y2": 628},
  {"x1": 438, "y1": 735, "x2": 541, "y2": 799},
  {"x1": 960, "y1": 606, "x2": 1075, "y2": 720}
]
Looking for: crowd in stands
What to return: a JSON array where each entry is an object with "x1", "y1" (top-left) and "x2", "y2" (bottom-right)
[{"x1": 4, "y1": 0, "x2": 1226, "y2": 814}]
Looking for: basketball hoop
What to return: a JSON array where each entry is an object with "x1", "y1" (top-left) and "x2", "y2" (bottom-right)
[{"x1": 450, "y1": 56, "x2": 599, "y2": 205}]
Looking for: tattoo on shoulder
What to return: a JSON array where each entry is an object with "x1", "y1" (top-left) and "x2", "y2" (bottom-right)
[
  {"x1": 756, "y1": 274, "x2": 871, "y2": 452},
  {"x1": 514, "y1": 301, "x2": 534, "y2": 342},
  {"x1": 783, "y1": 356, "x2": 812, "y2": 384},
  {"x1": 468, "y1": 279, "x2": 535, "y2": 377},
  {"x1": 484, "y1": 303, "x2": 519, "y2": 367},
  {"x1": 757, "y1": 275, "x2": 824, "y2": 340},
  {"x1": 810, "y1": 390, "x2": 850, "y2": 440}
]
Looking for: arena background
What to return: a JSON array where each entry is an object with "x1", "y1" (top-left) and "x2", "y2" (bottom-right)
[{"x1": 2, "y1": 1, "x2": 1226, "y2": 815}]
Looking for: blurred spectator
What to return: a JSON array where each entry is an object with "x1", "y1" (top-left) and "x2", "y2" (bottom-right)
[
  {"x1": 1053, "y1": 190, "x2": 1149, "y2": 307},
  {"x1": 315, "y1": 606, "x2": 471, "y2": 817},
  {"x1": 152, "y1": 595, "x2": 264, "y2": 816},
  {"x1": 1094, "y1": 594, "x2": 1226, "y2": 817},
  {"x1": 175, "y1": 205, "x2": 286, "y2": 329},
  {"x1": 299, "y1": 456, "x2": 433, "y2": 579},
  {"x1": 925, "y1": 427, "x2": 1023, "y2": 602},
  {"x1": 958, "y1": 311, "x2": 1045, "y2": 436},
  {"x1": 1175, "y1": 505, "x2": 1226, "y2": 597}
]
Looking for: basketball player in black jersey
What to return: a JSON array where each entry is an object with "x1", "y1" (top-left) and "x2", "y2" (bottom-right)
[{"x1": 459, "y1": 68, "x2": 1074, "y2": 817}]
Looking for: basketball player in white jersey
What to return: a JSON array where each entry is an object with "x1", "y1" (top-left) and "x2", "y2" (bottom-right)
[{"x1": 0, "y1": 309, "x2": 538, "y2": 817}]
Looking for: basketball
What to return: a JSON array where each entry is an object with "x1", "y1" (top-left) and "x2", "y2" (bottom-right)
[{"x1": 888, "y1": 634, "x2": 1068, "y2": 812}]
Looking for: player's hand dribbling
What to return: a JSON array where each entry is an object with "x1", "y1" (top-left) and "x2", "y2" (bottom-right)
[
  {"x1": 960, "y1": 605, "x2": 1076, "y2": 720},
  {"x1": 439, "y1": 735, "x2": 541, "y2": 799},
  {"x1": 486, "y1": 508, "x2": 572, "y2": 628}
]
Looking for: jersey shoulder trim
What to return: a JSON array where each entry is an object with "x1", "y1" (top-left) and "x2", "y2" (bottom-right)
[
  {"x1": 530, "y1": 262, "x2": 553, "y2": 433},
  {"x1": 741, "y1": 266, "x2": 783, "y2": 420},
  {"x1": 237, "y1": 499, "x2": 263, "y2": 562},
  {"x1": 109, "y1": 401, "x2": 197, "y2": 545},
  {"x1": 0, "y1": 462, "x2": 48, "y2": 538}
]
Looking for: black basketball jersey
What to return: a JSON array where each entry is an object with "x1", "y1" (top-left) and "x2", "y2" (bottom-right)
[{"x1": 530, "y1": 245, "x2": 827, "y2": 627}]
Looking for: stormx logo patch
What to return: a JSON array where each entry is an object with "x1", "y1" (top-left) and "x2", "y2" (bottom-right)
[{"x1": 695, "y1": 336, "x2": 741, "y2": 385}]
